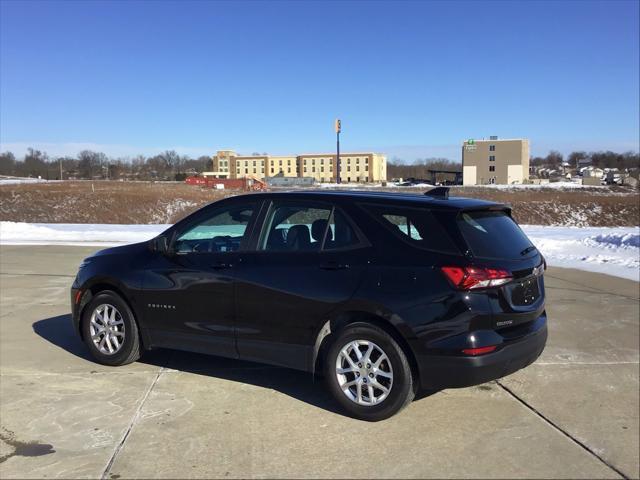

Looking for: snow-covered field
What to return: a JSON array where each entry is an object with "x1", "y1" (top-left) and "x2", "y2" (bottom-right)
[
  {"x1": 318, "y1": 181, "x2": 607, "y2": 190},
  {"x1": 1, "y1": 221, "x2": 638, "y2": 281},
  {"x1": 469, "y1": 181, "x2": 603, "y2": 190},
  {"x1": 0, "y1": 176, "x2": 58, "y2": 185},
  {"x1": 0, "y1": 222, "x2": 167, "y2": 247},
  {"x1": 521, "y1": 226, "x2": 639, "y2": 281}
]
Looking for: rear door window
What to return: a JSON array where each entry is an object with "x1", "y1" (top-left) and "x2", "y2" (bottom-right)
[
  {"x1": 457, "y1": 210, "x2": 534, "y2": 259},
  {"x1": 361, "y1": 204, "x2": 459, "y2": 254},
  {"x1": 260, "y1": 204, "x2": 332, "y2": 252},
  {"x1": 324, "y1": 209, "x2": 361, "y2": 250},
  {"x1": 259, "y1": 202, "x2": 364, "y2": 252}
]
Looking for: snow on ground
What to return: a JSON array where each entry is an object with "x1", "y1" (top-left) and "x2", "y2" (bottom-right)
[
  {"x1": 521, "y1": 226, "x2": 639, "y2": 281},
  {"x1": 0, "y1": 222, "x2": 169, "y2": 246},
  {"x1": 0, "y1": 176, "x2": 58, "y2": 185},
  {"x1": 318, "y1": 182, "x2": 386, "y2": 188},
  {"x1": 317, "y1": 181, "x2": 605, "y2": 190},
  {"x1": 471, "y1": 181, "x2": 602, "y2": 190},
  {"x1": 0, "y1": 222, "x2": 638, "y2": 281}
]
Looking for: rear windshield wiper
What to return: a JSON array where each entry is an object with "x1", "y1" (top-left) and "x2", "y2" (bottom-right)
[{"x1": 520, "y1": 245, "x2": 537, "y2": 256}]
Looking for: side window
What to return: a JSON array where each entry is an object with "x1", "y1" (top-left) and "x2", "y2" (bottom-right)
[
  {"x1": 260, "y1": 203, "x2": 332, "y2": 252},
  {"x1": 362, "y1": 204, "x2": 459, "y2": 254},
  {"x1": 324, "y1": 209, "x2": 361, "y2": 250},
  {"x1": 382, "y1": 214, "x2": 423, "y2": 240},
  {"x1": 175, "y1": 204, "x2": 256, "y2": 253}
]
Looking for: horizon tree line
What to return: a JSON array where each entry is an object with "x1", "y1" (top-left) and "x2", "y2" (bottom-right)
[{"x1": 0, "y1": 148, "x2": 637, "y2": 182}]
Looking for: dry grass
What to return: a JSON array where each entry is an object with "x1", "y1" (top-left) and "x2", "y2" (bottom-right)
[
  {"x1": 0, "y1": 181, "x2": 638, "y2": 226},
  {"x1": 0, "y1": 181, "x2": 231, "y2": 224},
  {"x1": 444, "y1": 186, "x2": 640, "y2": 227}
]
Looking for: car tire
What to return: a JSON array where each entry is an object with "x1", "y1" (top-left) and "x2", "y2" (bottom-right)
[
  {"x1": 81, "y1": 290, "x2": 141, "y2": 366},
  {"x1": 324, "y1": 322, "x2": 415, "y2": 421}
]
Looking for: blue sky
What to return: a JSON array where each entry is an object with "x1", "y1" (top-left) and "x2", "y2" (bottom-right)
[{"x1": 1, "y1": 0, "x2": 638, "y2": 162}]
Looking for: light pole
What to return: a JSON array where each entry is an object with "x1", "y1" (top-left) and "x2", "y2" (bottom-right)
[{"x1": 335, "y1": 118, "x2": 341, "y2": 184}]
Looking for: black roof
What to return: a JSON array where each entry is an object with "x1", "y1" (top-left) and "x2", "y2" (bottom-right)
[{"x1": 243, "y1": 189, "x2": 505, "y2": 211}]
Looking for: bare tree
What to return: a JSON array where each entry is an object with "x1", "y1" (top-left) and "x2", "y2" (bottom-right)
[
  {"x1": 544, "y1": 150, "x2": 563, "y2": 168},
  {"x1": 567, "y1": 151, "x2": 588, "y2": 168},
  {"x1": 77, "y1": 150, "x2": 107, "y2": 178},
  {"x1": 159, "y1": 150, "x2": 180, "y2": 172},
  {"x1": 20, "y1": 148, "x2": 49, "y2": 177},
  {"x1": 0, "y1": 151, "x2": 16, "y2": 175},
  {"x1": 388, "y1": 158, "x2": 461, "y2": 182}
]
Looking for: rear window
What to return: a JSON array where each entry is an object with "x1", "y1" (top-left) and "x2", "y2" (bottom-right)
[
  {"x1": 457, "y1": 211, "x2": 534, "y2": 259},
  {"x1": 362, "y1": 204, "x2": 459, "y2": 254}
]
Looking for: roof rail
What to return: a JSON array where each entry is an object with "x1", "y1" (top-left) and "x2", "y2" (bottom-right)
[{"x1": 424, "y1": 186, "x2": 450, "y2": 199}]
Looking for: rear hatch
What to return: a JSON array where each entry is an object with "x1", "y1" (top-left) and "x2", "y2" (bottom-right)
[{"x1": 453, "y1": 209, "x2": 545, "y2": 329}]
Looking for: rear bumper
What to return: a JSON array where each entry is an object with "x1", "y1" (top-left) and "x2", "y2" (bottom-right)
[{"x1": 417, "y1": 315, "x2": 547, "y2": 389}]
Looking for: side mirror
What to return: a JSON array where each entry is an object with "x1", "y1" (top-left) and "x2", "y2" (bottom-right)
[{"x1": 151, "y1": 235, "x2": 170, "y2": 254}]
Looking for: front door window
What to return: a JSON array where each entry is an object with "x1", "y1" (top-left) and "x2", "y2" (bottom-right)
[{"x1": 175, "y1": 204, "x2": 257, "y2": 254}]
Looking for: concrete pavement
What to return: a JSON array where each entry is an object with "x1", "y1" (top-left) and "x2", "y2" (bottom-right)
[{"x1": 0, "y1": 245, "x2": 638, "y2": 479}]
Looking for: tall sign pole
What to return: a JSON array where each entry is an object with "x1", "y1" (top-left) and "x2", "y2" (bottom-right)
[{"x1": 335, "y1": 118, "x2": 341, "y2": 184}]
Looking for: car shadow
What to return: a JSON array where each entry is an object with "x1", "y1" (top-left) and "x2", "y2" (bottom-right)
[{"x1": 33, "y1": 314, "x2": 437, "y2": 416}]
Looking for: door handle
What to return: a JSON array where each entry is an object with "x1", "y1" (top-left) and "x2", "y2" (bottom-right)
[
  {"x1": 212, "y1": 262, "x2": 233, "y2": 269},
  {"x1": 320, "y1": 262, "x2": 349, "y2": 270}
]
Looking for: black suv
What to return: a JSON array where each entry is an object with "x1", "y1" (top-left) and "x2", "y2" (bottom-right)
[{"x1": 71, "y1": 189, "x2": 547, "y2": 421}]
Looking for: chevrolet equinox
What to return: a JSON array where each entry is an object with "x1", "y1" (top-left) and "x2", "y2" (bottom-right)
[{"x1": 71, "y1": 189, "x2": 547, "y2": 421}]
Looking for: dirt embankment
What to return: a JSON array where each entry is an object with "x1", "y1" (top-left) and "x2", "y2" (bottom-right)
[
  {"x1": 0, "y1": 181, "x2": 638, "y2": 226},
  {"x1": 446, "y1": 186, "x2": 640, "y2": 227},
  {"x1": 0, "y1": 181, "x2": 230, "y2": 224}
]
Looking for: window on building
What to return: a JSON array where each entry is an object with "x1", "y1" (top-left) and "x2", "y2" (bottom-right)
[
  {"x1": 321, "y1": 166, "x2": 324, "y2": 172},
  {"x1": 489, "y1": 165, "x2": 495, "y2": 172},
  {"x1": 312, "y1": 167, "x2": 316, "y2": 173},
  {"x1": 489, "y1": 155, "x2": 495, "y2": 161},
  {"x1": 489, "y1": 145, "x2": 496, "y2": 151},
  {"x1": 347, "y1": 166, "x2": 351, "y2": 172}
]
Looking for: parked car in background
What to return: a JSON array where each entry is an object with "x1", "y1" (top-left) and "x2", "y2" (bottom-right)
[{"x1": 71, "y1": 189, "x2": 547, "y2": 420}]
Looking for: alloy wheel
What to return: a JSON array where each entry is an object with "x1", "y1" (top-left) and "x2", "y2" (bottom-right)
[
  {"x1": 89, "y1": 303, "x2": 125, "y2": 355},
  {"x1": 335, "y1": 340, "x2": 393, "y2": 406}
]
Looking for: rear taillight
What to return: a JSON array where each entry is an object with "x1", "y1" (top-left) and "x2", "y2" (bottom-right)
[
  {"x1": 441, "y1": 266, "x2": 513, "y2": 290},
  {"x1": 462, "y1": 345, "x2": 497, "y2": 356}
]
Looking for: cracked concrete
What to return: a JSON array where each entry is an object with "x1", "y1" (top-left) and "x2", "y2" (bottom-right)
[{"x1": 0, "y1": 245, "x2": 638, "y2": 479}]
